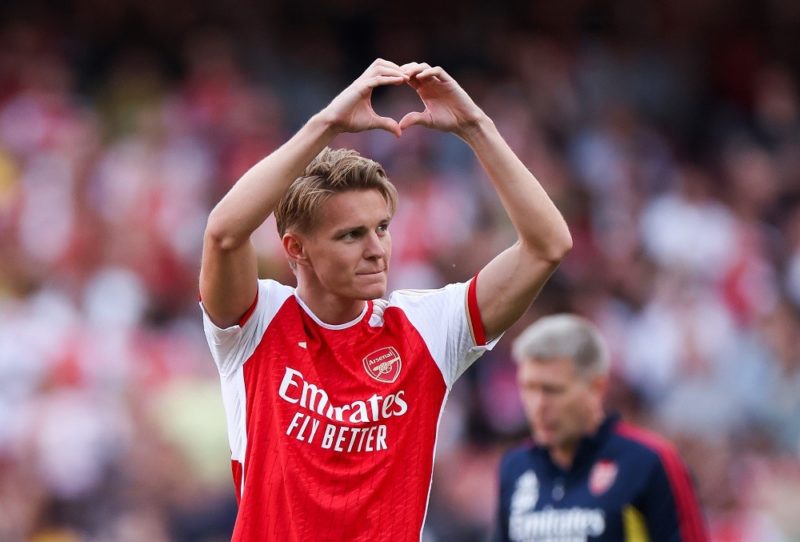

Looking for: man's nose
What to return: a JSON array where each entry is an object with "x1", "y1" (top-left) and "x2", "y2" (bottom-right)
[
  {"x1": 528, "y1": 391, "x2": 547, "y2": 417},
  {"x1": 364, "y1": 231, "x2": 386, "y2": 258}
]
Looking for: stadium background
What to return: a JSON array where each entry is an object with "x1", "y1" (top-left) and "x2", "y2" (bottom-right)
[{"x1": 0, "y1": 0, "x2": 799, "y2": 540}]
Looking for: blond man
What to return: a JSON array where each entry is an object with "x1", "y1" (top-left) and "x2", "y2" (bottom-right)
[{"x1": 200, "y1": 59, "x2": 572, "y2": 542}]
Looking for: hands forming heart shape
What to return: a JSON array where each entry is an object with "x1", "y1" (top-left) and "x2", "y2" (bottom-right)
[{"x1": 323, "y1": 59, "x2": 486, "y2": 139}]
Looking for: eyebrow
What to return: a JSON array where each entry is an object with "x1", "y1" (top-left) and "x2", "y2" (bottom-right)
[
  {"x1": 332, "y1": 225, "x2": 367, "y2": 238},
  {"x1": 331, "y1": 217, "x2": 391, "y2": 238}
]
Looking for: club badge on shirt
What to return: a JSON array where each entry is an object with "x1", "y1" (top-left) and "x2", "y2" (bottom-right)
[
  {"x1": 589, "y1": 459, "x2": 618, "y2": 496},
  {"x1": 363, "y1": 346, "x2": 402, "y2": 383}
]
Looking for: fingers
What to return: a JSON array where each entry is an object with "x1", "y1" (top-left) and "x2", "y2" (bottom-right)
[
  {"x1": 364, "y1": 73, "x2": 408, "y2": 90},
  {"x1": 367, "y1": 59, "x2": 407, "y2": 79},
  {"x1": 400, "y1": 62, "x2": 427, "y2": 88},
  {"x1": 364, "y1": 59, "x2": 453, "y2": 88},
  {"x1": 400, "y1": 62, "x2": 430, "y2": 76},
  {"x1": 399, "y1": 110, "x2": 432, "y2": 131},
  {"x1": 400, "y1": 62, "x2": 451, "y2": 84},
  {"x1": 361, "y1": 58, "x2": 409, "y2": 90},
  {"x1": 373, "y1": 114, "x2": 402, "y2": 138},
  {"x1": 364, "y1": 59, "x2": 452, "y2": 84},
  {"x1": 371, "y1": 58, "x2": 404, "y2": 71},
  {"x1": 415, "y1": 66, "x2": 451, "y2": 82}
]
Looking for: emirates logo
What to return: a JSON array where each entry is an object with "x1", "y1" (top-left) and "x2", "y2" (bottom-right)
[{"x1": 362, "y1": 346, "x2": 402, "y2": 383}]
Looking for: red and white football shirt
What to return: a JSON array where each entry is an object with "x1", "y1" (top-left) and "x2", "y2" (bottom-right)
[{"x1": 201, "y1": 277, "x2": 496, "y2": 541}]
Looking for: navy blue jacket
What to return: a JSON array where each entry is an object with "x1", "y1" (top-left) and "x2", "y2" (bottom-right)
[{"x1": 494, "y1": 414, "x2": 707, "y2": 541}]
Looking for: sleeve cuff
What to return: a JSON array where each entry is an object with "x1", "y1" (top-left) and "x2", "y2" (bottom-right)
[{"x1": 467, "y1": 274, "x2": 488, "y2": 346}]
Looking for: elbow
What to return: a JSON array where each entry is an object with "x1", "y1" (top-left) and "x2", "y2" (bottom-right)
[
  {"x1": 550, "y1": 230, "x2": 573, "y2": 262},
  {"x1": 204, "y1": 210, "x2": 247, "y2": 252},
  {"x1": 523, "y1": 228, "x2": 573, "y2": 264}
]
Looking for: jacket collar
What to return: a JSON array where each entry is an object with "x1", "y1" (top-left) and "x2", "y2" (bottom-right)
[{"x1": 532, "y1": 412, "x2": 620, "y2": 474}]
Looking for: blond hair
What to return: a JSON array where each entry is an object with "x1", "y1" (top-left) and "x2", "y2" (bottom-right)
[{"x1": 275, "y1": 147, "x2": 398, "y2": 236}]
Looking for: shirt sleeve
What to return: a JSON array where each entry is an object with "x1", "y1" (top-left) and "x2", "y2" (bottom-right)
[
  {"x1": 199, "y1": 279, "x2": 294, "y2": 376},
  {"x1": 389, "y1": 276, "x2": 503, "y2": 388}
]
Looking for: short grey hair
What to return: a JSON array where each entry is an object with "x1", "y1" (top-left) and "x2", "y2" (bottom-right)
[{"x1": 512, "y1": 314, "x2": 610, "y2": 377}]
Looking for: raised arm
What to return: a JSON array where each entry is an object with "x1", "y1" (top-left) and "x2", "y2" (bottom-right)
[
  {"x1": 200, "y1": 60, "x2": 407, "y2": 328},
  {"x1": 399, "y1": 63, "x2": 572, "y2": 341}
]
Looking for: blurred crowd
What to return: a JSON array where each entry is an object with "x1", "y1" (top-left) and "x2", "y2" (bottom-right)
[{"x1": 1, "y1": 0, "x2": 799, "y2": 540}]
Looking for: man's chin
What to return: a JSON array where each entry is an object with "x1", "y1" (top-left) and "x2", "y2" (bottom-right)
[
  {"x1": 362, "y1": 284, "x2": 387, "y2": 300},
  {"x1": 533, "y1": 429, "x2": 556, "y2": 446},
  {"x1": 346, "y1": 275, "x2": 388, "y2": 300}
]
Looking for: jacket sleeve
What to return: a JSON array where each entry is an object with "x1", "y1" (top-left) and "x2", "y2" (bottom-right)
[
  {"x1": 492, "y1": 454, "x2": 512, "y2": 542},
  {"x1": 638, "y1": 452, "x2": 708, "y2": 542}
]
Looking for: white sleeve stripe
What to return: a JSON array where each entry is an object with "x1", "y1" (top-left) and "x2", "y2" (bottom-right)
[
  {"x1": 221, "y1": 365, "x2": 248, "y2": 463},
  {"x1": 201, "y1": 280, "x2": 294, "y2": 376},
  {"x1": 388, "y1": 282, "x2": 499, "y2": 388}
]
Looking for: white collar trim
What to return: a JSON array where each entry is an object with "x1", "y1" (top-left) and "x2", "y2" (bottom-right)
[{"x1": 294, "y1": 293, "x2": 368, "y2": 330}]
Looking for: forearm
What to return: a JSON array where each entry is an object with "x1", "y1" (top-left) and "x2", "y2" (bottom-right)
[
  {"x1": 462, "y1": 116, "x2": 572, "y2": 261},
  {"x1": 200, "y1": 59, "x2": 407, "y2": 327},
  {"x1": 205, "y1": 113, "x2": 338, "y2": 249}
]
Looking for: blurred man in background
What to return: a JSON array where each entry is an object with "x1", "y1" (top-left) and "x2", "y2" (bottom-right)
[{"x1": 495, "y1": 314, "x2": 708, "y2": 542}]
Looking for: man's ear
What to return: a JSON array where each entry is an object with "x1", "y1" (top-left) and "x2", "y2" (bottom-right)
[
  {"x1": 590, "y1": 374, "x2": 609, "y2": 405},
  {"x1": 282, "y1": 233, "x2": 310, "y2": 268}
]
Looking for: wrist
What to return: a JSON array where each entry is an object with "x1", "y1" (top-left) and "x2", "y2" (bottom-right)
[
  {"x1": 458, "y1": 113, "x2": 495, "y2": 145},
  {"x1": 310, "y1": 110, "x2": 343, "y2": 136}
]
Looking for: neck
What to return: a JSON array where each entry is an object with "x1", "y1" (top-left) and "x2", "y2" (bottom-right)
[
  {"x1": 295, "y1": 284, "x2": 367, "y2": 325},
  {"x1": 549, "y1": 409, "x2": 605, "y2": 470},
  {"x1": 550, "y1": 443, "x2": 578, "y2": 470}
]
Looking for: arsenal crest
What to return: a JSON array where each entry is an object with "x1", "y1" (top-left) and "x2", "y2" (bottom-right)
[
  {"x1": 363, "y1": 346, "x2": 402, "y2": 383},
  {"x1": 589, "y1": 460, "x2": 618, "y2": 496}
]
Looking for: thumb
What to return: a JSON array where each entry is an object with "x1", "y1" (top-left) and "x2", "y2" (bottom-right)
[
  {"x1": 399, "y1": 110, "x2": 431, "y2": 131},
  {"x1": 372, "y1": 115, "x2": 402, "y2": 137}
]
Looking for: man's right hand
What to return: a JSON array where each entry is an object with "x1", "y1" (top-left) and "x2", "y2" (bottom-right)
[{"x1": 320, "y1": 58, "x2": 408, "y2": 137}]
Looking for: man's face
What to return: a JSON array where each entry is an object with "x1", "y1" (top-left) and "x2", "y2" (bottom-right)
[
  {"x1": 517, "y1": 356, "x2": 599, "y2": 450},
  {"x1": 297, "y1": 189, "x2": 392, "y2": 301}
]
